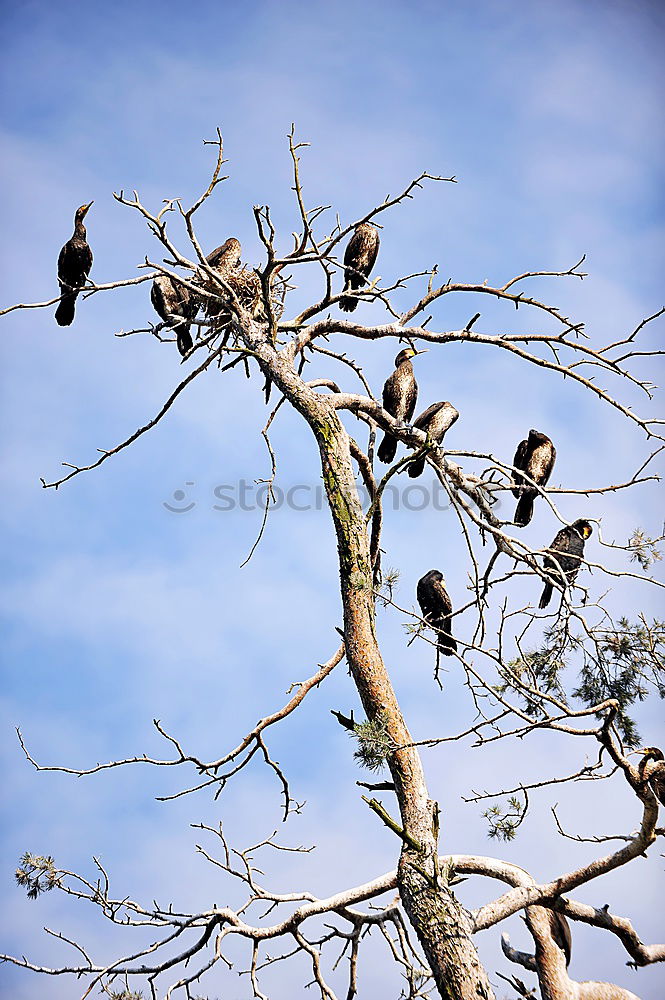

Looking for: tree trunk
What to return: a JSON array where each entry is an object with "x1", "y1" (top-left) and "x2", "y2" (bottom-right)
[
  {"x1": 247, "y1": 332, "x2": 494, "y2": 997},
  {"x1": 312, "y1": 404, "x2": 495, "y2": 999}
]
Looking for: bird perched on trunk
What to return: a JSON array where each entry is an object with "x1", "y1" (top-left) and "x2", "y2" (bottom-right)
[
  {"x1": 635, "y1": 746, "x2": 665, "y2": 806},
  {"x1": 55, "y1": 202, "x2": 93, "y2": 326},
  {"x1": 511, "y1": 429, "x2": 556, "y2": 526},
  {"x1": 539, "y1": 519, "x2": 593, "y2": 609},
  {"x1": 417, "y1": 570, "x2": 457, "y2": 655},
  {"x1": 150, "y1": 275, "x2": 199, "y2": 356},
  {"x1": 407, "y1": 401, "x2": 459, "y2": 478},
  {"x1": 377, "y1": 348, "x2": 425, "y2": 463},
  {"x1": 340, "y1": 223, "x2": 380, "y2": 312}
]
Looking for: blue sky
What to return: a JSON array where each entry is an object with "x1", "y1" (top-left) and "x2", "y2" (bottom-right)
[{"x1": 1, "y1": 0, "x2": 664, "y2": 997}]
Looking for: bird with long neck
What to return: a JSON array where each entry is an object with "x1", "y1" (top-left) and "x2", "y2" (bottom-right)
[
  {"x1": 55, "y1": 202, "x2": 93, "y2": 326},
  {"x1": 377, "y1": 348, "x2": 426, "y2": 464}
]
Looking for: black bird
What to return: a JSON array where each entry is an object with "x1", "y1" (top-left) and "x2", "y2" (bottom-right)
[
  {"x1": 635, "y1": 747, "x2": 665, "y2": 806},
  {"x1": 539, "y1": 519, "x2": 593, "y2": 609},
  {"x1": 547, "y1": 910, "x2": 572, "y2": 967},
  {"x1": 150, "y1": 274, "x2": 199, "y2": 356},
  {"x1": 417, "y1": 570, "x2": 457, "y2": 656},
  {"x1": 340, "y1": 223, "x2": 380, "y2": 312},
  {"x1": 377, "y1": 348, "x2": 425, "y2": 464},
  {"x1": 55, "y1": 202, "x2": 93, "y2": 326},
  {"x1": 511, "y1": 429, "x2": 556, "y2": 526},
  {"x1": 407, "y1": 401, "x2": 459, "y2": 478}
]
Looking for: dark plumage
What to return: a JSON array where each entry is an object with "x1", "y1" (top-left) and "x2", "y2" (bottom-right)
[
  {"x1": 340, "y1": 223, "x2": 380, "y2": 312},
  {"x1": 539, "y1": 519, "x2": 593, "y2": 609},
  {"x1": 511, "y1": 429, "x2": 556, "y2": 526},
  {"x1": 417, "y1": 570, "x2": 457, "y2": 655},
  {"x1": 636, "y1": 747, "x2": 665, "y2": 806},
  {"x1": 548, "y1": 910, "x2": 572, "y2": 967},
  {"x1": 377, "y1": 348, "x2": 423, "y2": 464},
  {"x1": 55, "y1": 203, "x2": 93, "y2": 326},
  {"x1": 407, "y1": 401, "x2": 459, "y2": 478},
  {"x1": 150, "y1": 275, "x2": 199, "y2": 356}
]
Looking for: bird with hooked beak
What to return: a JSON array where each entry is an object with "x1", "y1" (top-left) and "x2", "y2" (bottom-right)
[
  {"x1": 377, "y1": 348, "x2": 427, "y2": 464},
  {"x1": 55, "y1": 202, "x2": 94, "y2": 326},
  {"x1": 539, "y1": 519, "x2": 593, "y2": 609}
]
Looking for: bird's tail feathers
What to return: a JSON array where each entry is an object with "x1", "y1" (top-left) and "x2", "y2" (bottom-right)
[
  {"x1": 55, "y1": 291, "x2": 77, "y2": 326},
  {"x1": 176, "y1": 324, "x2": 193, "y2": 357},
  {"x1": 539, "y1": 582, "x2": 553, "y2": 609},
  {"x1": 340, "y1": 295, "x2": 358, "y2": 312},
  {"x1": 377, "y1": 434, "x2": 397, "y2": 464},
  {"x1": 514, "y1": 493, "x2": 535, "y2": 526},
  {"x1": 437, "y1": 627, "x2": 457, "y2": 656},
  {"x1": 408, "y1": 455, "x2": 426, "y2": 478}
]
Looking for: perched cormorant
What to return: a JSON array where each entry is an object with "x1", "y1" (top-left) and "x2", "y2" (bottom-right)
[
  {"x1": 377, "y1": 348, "x2": 424, "y2": 464},
  {"x1": 202, "y1": 238, "x2": 242, "y2": 322},
  {"x1": 201, "y1": 238, "x2": 264, "y2": 320},
  {"x1": 539, "y1": 519, "x2": 593, "y2": 609},
  {"x1": 511, "y1": 429, "x2": 556, "y2": 526},
  {"x1": 55, "y1": 203, "x2": 93, "y2": 326},
  {"x1": 407, "y1": 401, "x2": 459, "y2": 478},
  {"x1": 206, "y1": 237, "x2": 242, "y2": 272},
  {"x1": 547, "y1": 910, "x2": 572, "y2": 967},
  {"x1": 417, "y1": 570, "x2": 457, "y2": 655},
  {"x1": 150, "y1": 274, "x2": 199, "y2": 356},
  {"x1": 340, "y1": 223, "x2": 380, "y2": 312},
  {"x1": 636, "y1": 747, "x2": 665, "y2": 806}
]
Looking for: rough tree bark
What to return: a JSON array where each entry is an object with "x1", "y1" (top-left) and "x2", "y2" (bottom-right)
[
  {"x1": 248, "y1": 327, "x2": 495, "y2": 999},
  {"x1": 525, "y1": 907, "x2": 640, "y2": 1000}
]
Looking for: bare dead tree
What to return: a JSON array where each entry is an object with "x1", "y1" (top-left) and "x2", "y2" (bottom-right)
[{"x1": 2, "y1": 127, "x2": 664, "y2": 1000}]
